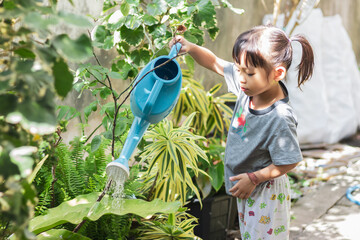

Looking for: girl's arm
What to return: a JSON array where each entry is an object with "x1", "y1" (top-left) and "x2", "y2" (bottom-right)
[
  {"x1": 229, "y1": 163, "x2": 298, "y2": 199},
  {"x1": 170, "y1": 36, "x2": 226, "y2": 76}
]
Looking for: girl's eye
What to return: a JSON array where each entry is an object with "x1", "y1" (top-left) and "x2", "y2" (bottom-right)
[{"x1": 247, "y1": 73, "x2": 255, "y2": 76}]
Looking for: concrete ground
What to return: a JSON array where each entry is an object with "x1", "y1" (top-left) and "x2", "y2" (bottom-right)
[
  {"x1": 290, "y1": 133, "x2": 360, "y2": 240},
  {"x1": 290, "y1": 160, "x2": 360, "y2": 239}
]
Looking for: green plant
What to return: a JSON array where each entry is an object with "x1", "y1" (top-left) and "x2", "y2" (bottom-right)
[
  {"x1": 138, "y1": 211, "x2": 199, "y2": 239},
  {"x1": 0, "y1": 0, "x2": 92, "y2": 238},
  {"x1": 170, "y1": 69, "x2": 236, "y2": 198},
  {"x1": 29, "y1": 192, "x2": 181, "y2": 236},
  {"x1": 172, "y1": 70, "x2": 236, "y2": 138},
  {"x1": 34, "y1": 137, "x2": 111, "y2": 214},
  {"x1": 0, "y1": 0, "x2": 245, "y2": 239},
  {"x1": 140, "y1": 113, "x2": 208, "y2": 205},
  {"x1": 195, "y1": 137, "x2": 226, "y2": 198}
]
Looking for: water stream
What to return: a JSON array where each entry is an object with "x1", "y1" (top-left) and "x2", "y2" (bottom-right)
[{"x1": 106, "y1": 165, "x2": 128, "y2": 209}]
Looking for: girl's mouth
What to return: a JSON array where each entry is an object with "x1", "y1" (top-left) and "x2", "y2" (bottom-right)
[{"x1": 240, "y1": 87, "x2": 248, "y2": 92}]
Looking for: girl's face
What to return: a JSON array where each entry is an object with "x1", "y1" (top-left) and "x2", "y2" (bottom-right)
[{"x1": 234, "y1": 55, "x2": 275, "y2": 97}]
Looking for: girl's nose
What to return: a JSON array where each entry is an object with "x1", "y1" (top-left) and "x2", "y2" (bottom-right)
[{"x1": 239, "y1": 75, "x2": 246, "y2": 84}]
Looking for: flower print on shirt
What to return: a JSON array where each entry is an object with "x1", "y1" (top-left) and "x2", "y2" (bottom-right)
[{"x1": 231, "y1": 106, "x2": 249, "y2": 139}]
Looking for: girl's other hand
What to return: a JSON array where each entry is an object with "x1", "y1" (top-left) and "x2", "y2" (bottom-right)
[
  {"x1": 169, "y1": 35, "x2": 193, "y2": 54},
  {"x1": 229, "y1": 173, "x2": 256, "y2": 199}
]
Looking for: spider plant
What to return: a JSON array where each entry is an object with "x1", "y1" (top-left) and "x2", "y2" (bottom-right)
[
  {"x1": 172, "y1": 69, "x2": 236, "y2": 138},
  {"x1": 138, "y1": 211, "x2": 200, "y2": 240},
  {"x1": 140, "y1": 112, "x2": 208, "y2": 206}
]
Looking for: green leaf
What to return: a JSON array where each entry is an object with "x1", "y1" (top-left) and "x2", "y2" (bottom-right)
[
  {"x1": 24, "y1": 11, "x2": 58, "y2": 30},
  {"x1": 114, "y1": 118, "x2": 127, "y2": 137},
  {"x1": 142, "y1": 14, "x2": 157, "y2": 26},
  {"x1": 147, "y1": 0, "x2": 168, "y2": 16},
  {"x1": 0, "y1": 94, "x2": 17, "y2": 116},
  {"x1": 6, "y1": 101, "x2": 56, "y2": 135},
  {"x1": 3, "y1": 1, "x2": 16, "y2": 9},
  {"x1": 167, "y1": 0, "x2": 182, "y2": 7},
  {"x1": 116, "y1": 60, "x2": 133, "y2": 80},
  {"x1": 209, "y1": 161, "x2": 224, "y2": 191},
  {"x1": 120, "y1": 2, "x2": 130, "y2": 16},
  {"x1": 103, "y1": 35, "x2": 115, "y2": 49},
  {"x1": 120, "y1": 25, "x2": 144, "y2": 46},
  {"x1": 126, "y1": 0, "x2": 140, "y2": 5},
  {"x1": 192, "y1": 0, "x2": 217, "y2": 29},
  {"x1": 52, "y1": 58, "x2": 73, "y2": 97},
  {"x1": 107, "y1": 11, "x2": 126, "y2": 31},
  {"x1": 125, "y1": 14, "x2": 142, "y2": 30},
  {"x1": 185, "y1": 55, "x2": 194, "y2": 73},
  {"x1": 99, "y1": 87, "x2": 112, "y2": 99},
  {"x1": 84, "y1": 101, "x2": 97, "y2": 119},
  {"x1": 37, "y1": 229, "x2": 91, "y2": 240},
  {"x1": 35, "y1": 46, "x2": 58, "y2": 64},
  {"x1": 52, "y1": 34, "x2": 92, "y2": 62},
  {"x1": 58, "y1": 11, "x2": 92, "y2": 28},
  {"x1": 108, "y1": 71, "x2": 122, "y2": 79},
  {"x1": 209, "y1": 83, "x2": 222, "y2": 95},
  {"x1": 91, "y1": 135, "x2": 102, "y2": 152},
  {"x1": 56, "y1": 106, "x2": 70, "y2": 121},
  {"x1": 91, "y1": 25, "x2": 109, "y2": 43},
  {"x1": 10, "y1": 146, "x2": 37, "y2": 178},
  {"x1": 184, "y1": 31, "x2": 198, "y2": 44},
  {"x1": 195, "y1": 173, "x2": 212, "y2": 199},
  {"x1": 208, "y1": 26, "x2": 219, "y2": 40},
  {"x1": 14, "y1": 48, "x2": 36, "y2": 59},
  {"x1": 29, "y1": 192, "x2": 181, "y2": 234},
  {"x1": 27, "y1": 155, "x2": 48, "y2": 184}
]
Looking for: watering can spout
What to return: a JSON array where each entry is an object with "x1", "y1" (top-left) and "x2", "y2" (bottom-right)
[
  {"x1": 106, "y1": 43, "x2": 182, "y2": 182},
  {"x1": 106, "y1": 117, "x2": 150, "y2": 179}
]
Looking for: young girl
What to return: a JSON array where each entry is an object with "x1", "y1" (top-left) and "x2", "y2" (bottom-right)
[{"x1": 170, "y1": 25, "x2": 314, "y2": 239}]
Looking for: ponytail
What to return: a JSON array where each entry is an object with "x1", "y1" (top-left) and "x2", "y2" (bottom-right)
[
  {"x1": 232, "y1": 26, "x2": 314, "y2": 89},
  {"x1": 290, "y1": 35, "x2": 314, "y2": 88}
]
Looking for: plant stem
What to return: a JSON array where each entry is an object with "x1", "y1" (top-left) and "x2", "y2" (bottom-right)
[
  {"x1": 85, "y1": 68, "x2": 109, "y2": 88},
  {"x1": 51, "y1": 165, "x2": 57, "y2": 208},
  {"x1": 90, "y1": 50, "x2": 118, "y2": 158},
  {"x1": 146, "y1": 172, "x2": 159, "y2": 201},
  {"x1": 85, "y1": 122, "x2": 102, "y2": 143}
]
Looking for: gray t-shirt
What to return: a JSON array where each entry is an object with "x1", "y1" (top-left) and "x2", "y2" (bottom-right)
[{"x1": 223, "y1": 62, "x2": 302, "y2": 194}]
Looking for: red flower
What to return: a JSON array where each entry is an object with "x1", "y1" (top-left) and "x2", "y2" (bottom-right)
[{"x1": 237, "y1": 114, "x2": 246, "y2": 126}]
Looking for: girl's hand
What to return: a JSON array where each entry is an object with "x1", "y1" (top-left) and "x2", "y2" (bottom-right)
[
  {"x1": 229, "y1": 173, "x2": 256, "y2": 199},
  {"x1": 169, "y1": 35, "x2": 194, "y2": 54}
]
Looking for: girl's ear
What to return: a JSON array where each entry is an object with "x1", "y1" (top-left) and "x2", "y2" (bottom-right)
[{"x1": 274, "y1": 65, "x2": 287, "y2": 81}]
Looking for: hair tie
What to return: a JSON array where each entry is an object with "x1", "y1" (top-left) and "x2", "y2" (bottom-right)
[{"x1": 288, "y1": 37, "x2": 292, "y2": 43}]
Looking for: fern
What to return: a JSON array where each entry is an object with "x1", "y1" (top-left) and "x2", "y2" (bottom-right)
[
  {"x1": 69, "y1": 138, "x2": 86, "y2": 196},
  {"x1": 56, "y1": 141, "x2": 84, "y2": 197},
  {"x1": 84, "y1": 214, "x2": 132, "y2": 240},
  {"x1": 34, "y1": 135, "x2": 147, "y2": 239}
]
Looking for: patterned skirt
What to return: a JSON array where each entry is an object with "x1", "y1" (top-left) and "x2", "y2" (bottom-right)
[{"x1": 236, "y1": 174, "x2": 291, "y2": 240}]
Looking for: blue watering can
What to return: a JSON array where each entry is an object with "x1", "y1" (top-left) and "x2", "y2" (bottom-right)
[{"x1": 106, "y1": 43, "x2": 182, "y2": 180}]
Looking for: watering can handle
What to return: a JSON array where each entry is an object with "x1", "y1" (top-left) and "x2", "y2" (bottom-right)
[
  {"x1": 142, "y1": 80, "x2": 164, "y2": 115},
  {"x1": 169, "y1": 42, "x2": 182, "y2": 58}
]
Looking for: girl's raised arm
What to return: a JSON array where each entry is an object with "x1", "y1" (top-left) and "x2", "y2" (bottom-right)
[{"x1": 170, "y1": 36, "x2": 227, "y2": 76}]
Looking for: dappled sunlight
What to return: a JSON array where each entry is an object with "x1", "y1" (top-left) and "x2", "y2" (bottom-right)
[{"x1": 66, "y1": 198, "x2": 91, "y2": 207}]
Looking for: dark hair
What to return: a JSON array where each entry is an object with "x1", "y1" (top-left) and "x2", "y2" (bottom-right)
[{"x1": 232, "y1": 25, "x2": 314, "y2": 88}]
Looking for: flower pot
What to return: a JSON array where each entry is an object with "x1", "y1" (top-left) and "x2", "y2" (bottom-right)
[{"x1": 187, "y1": 194, "x2": 233, "y2": 240}]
